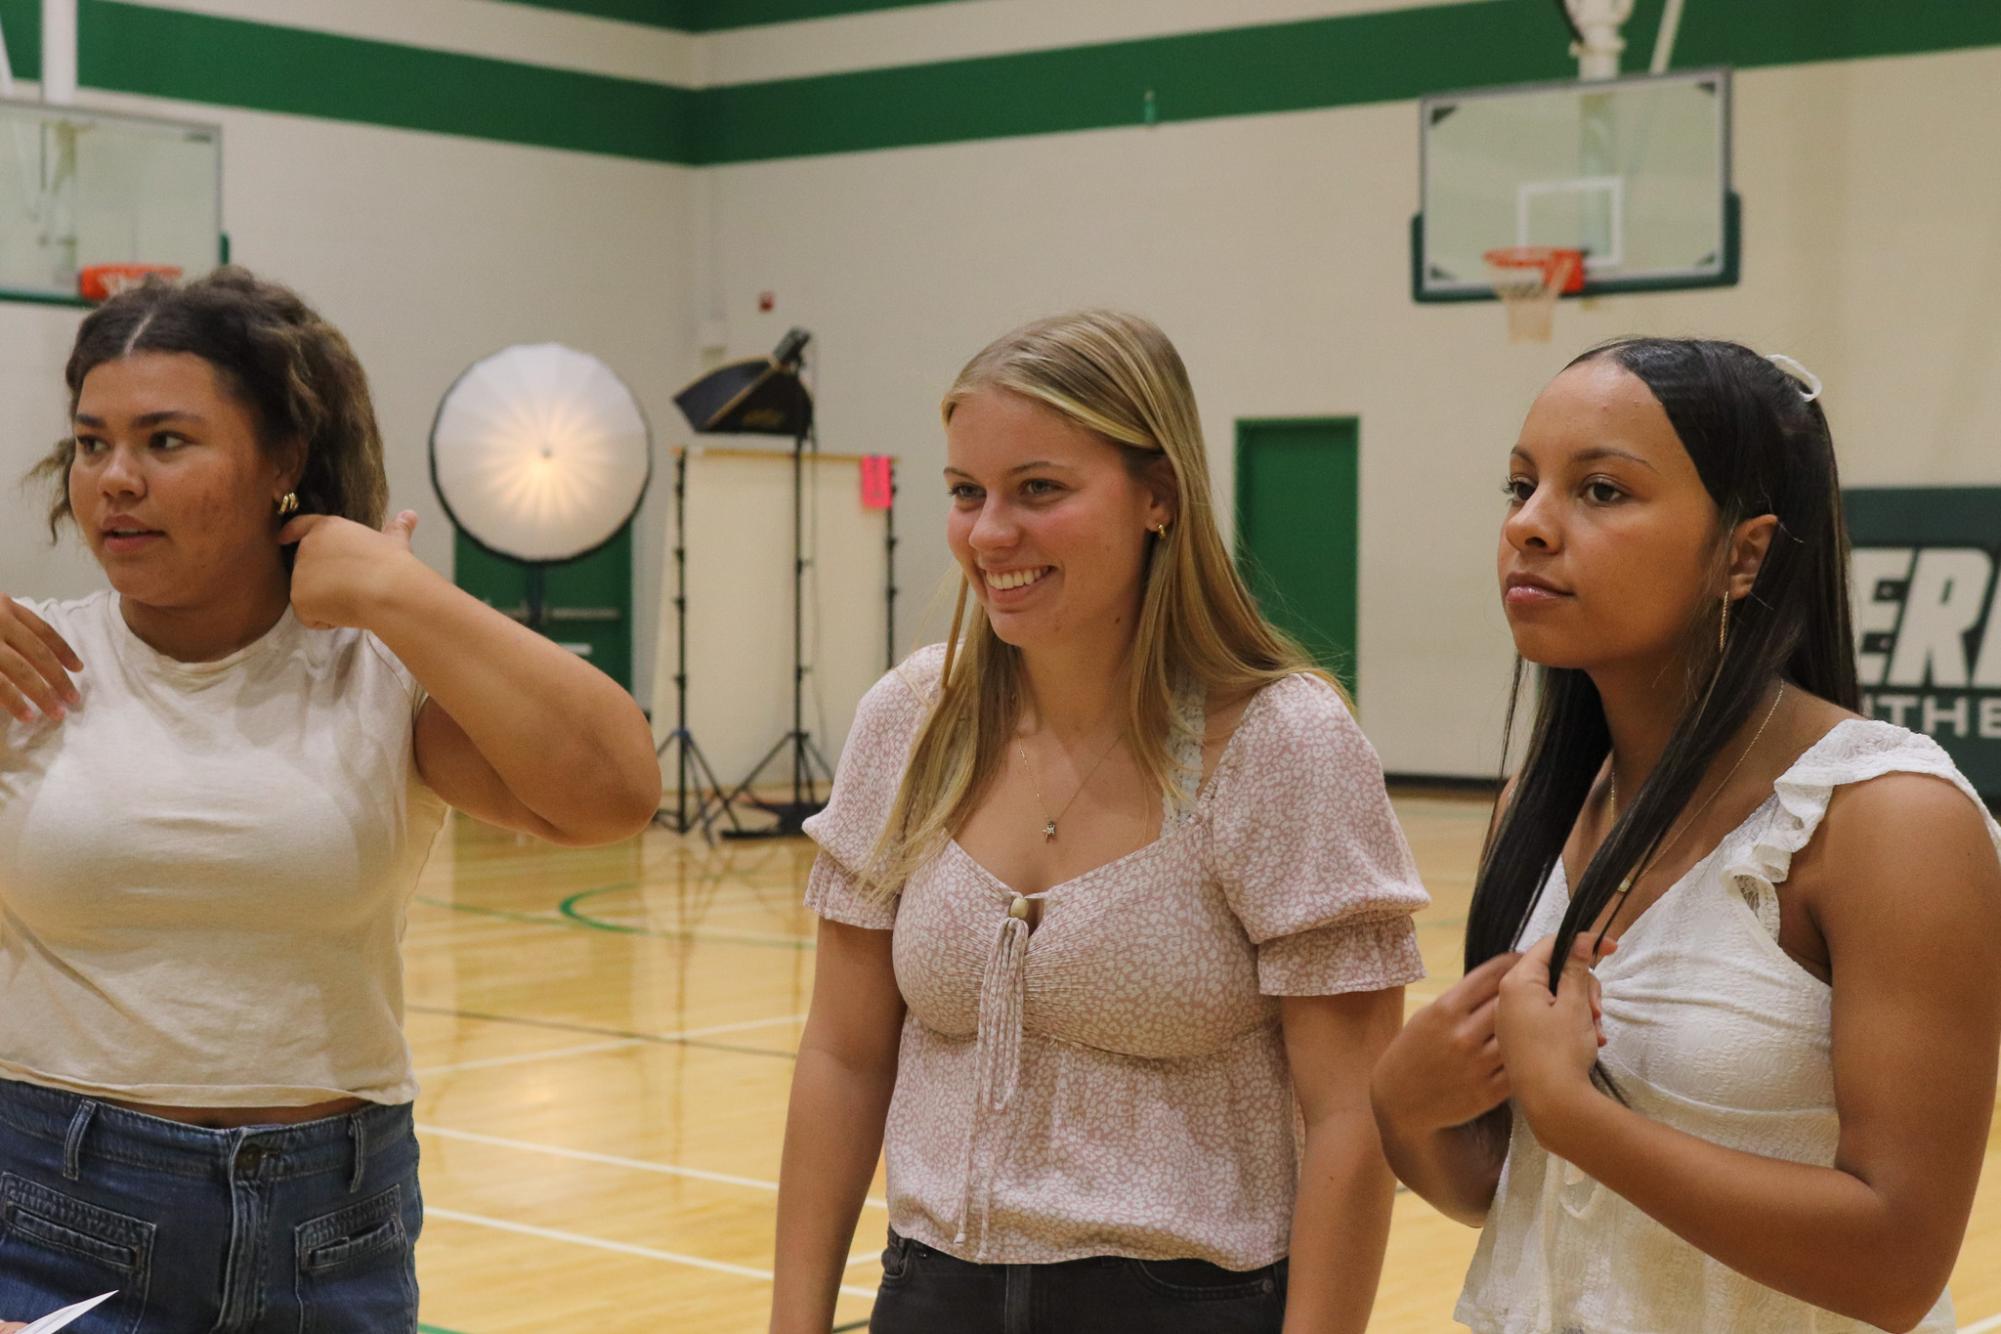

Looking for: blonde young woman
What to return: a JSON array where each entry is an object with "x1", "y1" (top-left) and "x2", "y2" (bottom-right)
[{"x1": 769, "y1": 312, "x2": 1430, "y2": 1334}]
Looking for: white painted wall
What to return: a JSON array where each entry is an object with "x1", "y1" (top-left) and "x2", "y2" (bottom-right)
[{"x1": 697, "y1": 46, "x2": 2001, "y2": 777}]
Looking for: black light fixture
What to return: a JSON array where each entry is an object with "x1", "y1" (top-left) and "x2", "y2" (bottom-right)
[{"x1": 668, "y1": 329, "x2": 832, "y2": 839}]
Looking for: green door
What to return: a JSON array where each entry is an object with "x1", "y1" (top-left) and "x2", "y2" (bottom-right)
[
  {"x1": 1234, "y1": 418, "x2": 1360, "y2": 692},
  {"x1": 452, "y1": 527, "x2": 636, "y2": 693}
]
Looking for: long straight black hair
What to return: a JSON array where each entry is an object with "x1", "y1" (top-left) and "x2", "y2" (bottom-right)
[{"x1": 1465, "y1": 338, "x2": 1861, "y2": 988}]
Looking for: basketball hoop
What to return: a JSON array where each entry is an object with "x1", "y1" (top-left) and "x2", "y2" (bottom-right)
[
  {"x1": 78, "y1": 263, "x2": 182, "y2": 302},
  {"x1": 1485, "y1": 247, "x2": 1585, "y2": 343}
]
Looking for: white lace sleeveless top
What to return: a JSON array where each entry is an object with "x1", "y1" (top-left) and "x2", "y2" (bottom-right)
[{"x1": 1456, "y1": 719, "x2": 2001, "y2": 1333}]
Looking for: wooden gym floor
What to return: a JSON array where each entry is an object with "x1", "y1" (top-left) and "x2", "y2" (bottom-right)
[{"x1": 404, "y1": 792, "x2": 2001, "y2": 1333}]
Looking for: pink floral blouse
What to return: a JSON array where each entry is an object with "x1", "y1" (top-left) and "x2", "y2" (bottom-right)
[{"x1": 802, "y1": 645, "x2": 1428, "y2": 1268}]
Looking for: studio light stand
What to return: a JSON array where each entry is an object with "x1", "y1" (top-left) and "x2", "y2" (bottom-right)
[
  {"x1": 655, "y1": 447, "x2": 737, "y2": 839},
  {"x1": 672, "y1": 328, "x2": 834, "y2": 839}
]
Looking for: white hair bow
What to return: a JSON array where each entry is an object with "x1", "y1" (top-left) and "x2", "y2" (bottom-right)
[{"x1": 1765, "y1": 353, "x2": 1823, "y2": 403}]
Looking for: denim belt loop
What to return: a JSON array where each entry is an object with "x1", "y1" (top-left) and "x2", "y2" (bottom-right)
[
  {"x1": 347, "y1": 1109, "x2": 368, "y2": 1194},
  {"x1": 62, "y1": 1100, "x2": 97, "y2": 1182}
]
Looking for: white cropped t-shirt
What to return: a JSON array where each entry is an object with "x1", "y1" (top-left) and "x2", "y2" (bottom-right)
[{"x1": 0, "y1": 591, "x2": 448, "y2": 1107}]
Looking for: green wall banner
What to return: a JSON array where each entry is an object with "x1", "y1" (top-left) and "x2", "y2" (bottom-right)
[
  {"x1": 1844, "y1": 487, "x2": 2001, "y2": 801},
  {"x1": 0, "y1": 0, "x2": 1993, "y2": 166}
]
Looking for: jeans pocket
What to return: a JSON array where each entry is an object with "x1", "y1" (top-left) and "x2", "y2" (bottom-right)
[
  {"x1": 1130, "y1": 1257, "x2": 1281, "y2": 1302},
  {"x1": 0, "y1": 1172, "x2": 154, "y2": 1334},
  {"x1": 877, "y1": 1229, "x2": 915, "y2": 1287},
  {"x1": 294, "y1": 1183, "x2": 417, "y2": 1334}
]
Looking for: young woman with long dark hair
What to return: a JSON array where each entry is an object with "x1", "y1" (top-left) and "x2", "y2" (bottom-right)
[{"x1": 1371, "y1": 338, "x2": 2001, "y2": 1332}]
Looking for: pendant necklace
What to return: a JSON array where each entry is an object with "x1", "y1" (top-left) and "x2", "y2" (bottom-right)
[
  {"x1": 1018, "y1": 725, "x2": 1124, "y2": 843},
  {"x1": 1606, "y1": 681, "x2": 1785, "y2": 896}
]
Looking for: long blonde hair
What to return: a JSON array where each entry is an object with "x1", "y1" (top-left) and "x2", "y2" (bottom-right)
[{"x1": 863, "y1": 310, "x2": 1334, "y2": 898}]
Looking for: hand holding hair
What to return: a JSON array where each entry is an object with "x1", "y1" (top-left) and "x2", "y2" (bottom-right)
[
  {"x1": 1372, "y1": 951, "x2": 1521, "y2": 1133},
  {"x1": 1496, "y1": 933, "x2": 1617, "y2": 1145},
  {"x1": 281, "y1": 509, "x2": 424, "y2": 632}
]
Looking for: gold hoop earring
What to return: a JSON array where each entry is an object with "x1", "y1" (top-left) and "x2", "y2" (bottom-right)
[
  {"x1": 276, "y1": 492, "x2": 300, "y2": 517},
  {"x1": 1718, "y1": 592, "x2": 1731, "y2": 653},
  {"x1": 1152, "y1": 522, "x2": 1169, "y2": 539}
]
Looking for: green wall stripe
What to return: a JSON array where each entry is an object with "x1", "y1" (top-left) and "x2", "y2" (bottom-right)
[
  {"x1": 0, "y1": 0, "x2": 40, "y2": 79},
  {"x1": 1666, "y1": 0, "x2": 2001, "y2": 70},
  {"x1": 491, "y1": 0, "x2": 973, "y2": 35},
  {"x1": 695, "y1": 2, "x2": 1570, "y2": 164},
  {"x1": 693, "y1": 0, "x2": 2001, "y2": 163},
  {"x1": 9, "y1": 0, "x2": 1993, "y2": 168},
  {"x1": 81, "y1": 0, "x2": 698, "y2": 164},
  {"x1": 488, "y1": 0, "x2": 697, "y2": 29}
]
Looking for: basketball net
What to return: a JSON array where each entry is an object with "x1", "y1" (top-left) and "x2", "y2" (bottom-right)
[{"x1": 1485, "y1": 247, "x2": 1584, "y2": 343}]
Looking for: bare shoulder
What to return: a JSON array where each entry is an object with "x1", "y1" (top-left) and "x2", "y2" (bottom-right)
[{"x1": 1806, "y1": 766, "x2": 2001, "y2": 938}]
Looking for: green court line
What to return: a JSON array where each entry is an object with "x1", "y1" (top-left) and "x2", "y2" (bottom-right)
[
  {"x1": 418, "y1": 1325, "x2": 471, "y2": 1334},
  {"x1": 407, "y1": 1002, "x2": 799, "y2": 1061},
  {"x1": 557, "y1": 885, "x2": 818, "y2": 949},
  {"x1": 413, "y1": 889, "x2": 818, "y2": 951}
]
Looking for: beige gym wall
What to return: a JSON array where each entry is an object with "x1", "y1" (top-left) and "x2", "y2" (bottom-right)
[{"x1": 696, "y1": 40, "x2": 2001, "y2": 777}]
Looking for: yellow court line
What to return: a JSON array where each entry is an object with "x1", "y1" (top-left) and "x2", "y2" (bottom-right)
[
  {"x1": 424, "y1": 1205, "x2": 877, "y2": 1301},
  {"x1": 415, "y1": 1123, "x2": 890, "y2": 1210},
  {"x1": 415, "y1": 1013, "x2": 806, "y2": 1077}
]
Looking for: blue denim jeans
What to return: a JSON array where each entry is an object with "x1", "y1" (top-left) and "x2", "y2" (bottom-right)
[
  {"x1": 0, "y1": 1078, "x2": 422, "y2": 1334},
  {"x1": 868, "y1": 1230, "x2": 1288, "y2": 1334}
]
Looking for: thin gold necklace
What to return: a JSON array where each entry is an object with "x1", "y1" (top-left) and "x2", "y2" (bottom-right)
[
  {"x1": 1018, "y1": 725, "x2": 1124, "y2": 843},
  {"x1": 1606, "y1": 681, "x2": 1785, "y2": 896}
]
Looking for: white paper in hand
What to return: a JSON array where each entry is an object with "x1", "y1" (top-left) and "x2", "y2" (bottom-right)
[{"x1": 19, "y1": 1292, "x2": 117, "y2": 1333}]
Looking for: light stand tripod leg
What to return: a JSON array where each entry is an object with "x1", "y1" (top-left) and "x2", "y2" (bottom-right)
[
  {"x1": 653, "y1": 448, "x2": 739, "y2": 837},
  {"x1": 723, "y1": 426, "x2": 835, "y2": 840}
]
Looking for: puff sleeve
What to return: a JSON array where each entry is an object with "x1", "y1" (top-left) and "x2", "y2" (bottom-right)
[
  {"x1": 799, "y1": 644, "x2": 946, "y2": 930},
  {"x1": 1204, "y1": 675, "x2": 1429, "y2": 995}
]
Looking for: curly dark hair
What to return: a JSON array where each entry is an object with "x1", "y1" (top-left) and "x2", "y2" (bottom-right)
[{"x1": 31, "y1": 265, "x2": 387, "y2": 540}]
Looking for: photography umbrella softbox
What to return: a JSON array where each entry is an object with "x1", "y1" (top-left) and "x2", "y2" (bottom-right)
[{"x1": 430, "y1": 343, "x2": 652, "y2": 579}]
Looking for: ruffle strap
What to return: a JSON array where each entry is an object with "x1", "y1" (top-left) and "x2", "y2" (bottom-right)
[{"x1": 1719, "y1": 722, "x2": 1994, "y2": 924}]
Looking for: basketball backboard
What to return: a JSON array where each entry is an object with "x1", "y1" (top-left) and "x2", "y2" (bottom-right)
[
  {"x1": 1413, "y1": 67, "x2": 1736, "y2": 302},
  {"x1": 0, "y1": 97, "x2": 221, "y2": 306}
]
